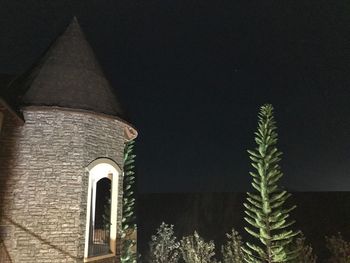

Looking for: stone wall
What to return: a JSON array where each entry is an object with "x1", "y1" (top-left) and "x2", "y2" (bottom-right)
[{"x1": 0, "y1": 107, "x2": 126, "y2": 263}]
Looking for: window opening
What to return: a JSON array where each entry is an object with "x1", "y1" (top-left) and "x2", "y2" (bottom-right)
[
  {"x1": 88, "y1": 177, "x2": 112, "y2": 256},
  {"x1": 84, "y1": 160, "x2": 120, "y2": 259}
]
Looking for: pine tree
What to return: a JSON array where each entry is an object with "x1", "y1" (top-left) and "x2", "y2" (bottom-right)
[
  {"x1": 148, "y1": 222, "x2": 180, "y2": 263},
  {"x1": 242, "y1": 104, "x2": 300, "y2": 263},
  {"x1": 180, "y1": 231, "x2": 218, "y2": 263},
  {"x1": 120, "y1": 140, "x2": 137, "y2": 263},
  {"x1": 221, "y1": 228, "x2": 244, "y2": 263}
]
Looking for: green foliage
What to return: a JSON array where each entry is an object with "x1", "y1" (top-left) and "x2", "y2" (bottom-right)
[
  {"x1": 180, "y1": 231, "x2": 218, "y2": 263},
  {"x1": 242, "y1": 104, "x2": 300, "y2": 263},
  {"x1": 221, "y1": 228, "x2": 244, "y2": 263},
  {"x1": 148, "y1": 222, "x2": 180, "y2": 263},
  {"x1": 121, "y1": 238, "x2": 138, "y2": 263},
  {"x1": 325, "y1": 233, "x2": 350, "y2": 263},
  {"x1": 120, "y1": 140, "x2": 137, "y2": 263}
]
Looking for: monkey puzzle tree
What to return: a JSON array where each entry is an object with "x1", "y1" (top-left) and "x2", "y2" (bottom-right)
[
  {"x1": 242, "y1": 104, "x2": 300, "y2": 262},
  {"x1": 120, "y1": 140, "x2": 137, "y2": 263}
]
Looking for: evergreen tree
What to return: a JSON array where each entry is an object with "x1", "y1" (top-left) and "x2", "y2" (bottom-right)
[
  {"x1": 242, "y1": 104, "x2": 300, "y2": 263},
  {"x1": 221, "y1": 228, "x2": 244, "y2": 263},
  {"x1": 120, "y1": 140, "x2": 137, "y2": 263},
  {"x1": 180, "y1": 231, "x2": 218, "y2": 263},
  {"x1": 148, "y1": 222, "x2": 180, "y2": 263}
]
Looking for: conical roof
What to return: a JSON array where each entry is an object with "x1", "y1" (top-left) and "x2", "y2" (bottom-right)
[{"x1": 16, "y1": 17, "x2": 124, "y2": 117}]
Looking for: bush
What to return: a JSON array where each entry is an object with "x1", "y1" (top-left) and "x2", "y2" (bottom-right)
[
  {"x1": 325, "y1": 233, "x2": 350, "y2": 263},
  {"x1": 180, "y1": 231, "x2": 218, "y2": 263},
  {"x1": 148, "y1": 222, "x2": 180, "y2": 263},
  {"x1": 221, "y1": 228, "x2": 244, "y2": 263}
]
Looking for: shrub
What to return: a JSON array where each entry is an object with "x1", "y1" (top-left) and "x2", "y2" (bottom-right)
[
  {"x1": 148, "y1": 222, "x2": 180, "y2": 263},
  {"x1": 325, "y1": 233, "x2": 350, "y2": 263}
]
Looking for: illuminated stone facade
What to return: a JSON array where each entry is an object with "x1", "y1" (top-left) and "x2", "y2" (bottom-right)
[{"x1": 0, "y1": 108, "x2": 128, "y2": 262}]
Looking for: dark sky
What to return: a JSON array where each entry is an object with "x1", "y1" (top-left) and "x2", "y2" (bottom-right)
[{"x1": 1, "y1": 0, "x2": 350, "y2": 192}]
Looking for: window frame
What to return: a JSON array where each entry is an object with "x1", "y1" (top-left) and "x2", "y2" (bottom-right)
[{"x1": 84, "y1": 158, "x2": 121, "y2": 260}]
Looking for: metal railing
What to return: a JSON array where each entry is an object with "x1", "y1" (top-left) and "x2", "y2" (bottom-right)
[{"x1": 88, "y1": 226, "x2": 110, "y2": 257}]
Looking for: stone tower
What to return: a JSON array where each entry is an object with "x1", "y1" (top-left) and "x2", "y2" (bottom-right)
[{"x1": 0, "y1": 18, "x2": 137, "y2": 263}]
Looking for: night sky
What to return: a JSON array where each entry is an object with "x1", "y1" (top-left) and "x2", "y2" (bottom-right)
[{"x1": 1, "y1": 1, "x2": 350, "y2": 192}]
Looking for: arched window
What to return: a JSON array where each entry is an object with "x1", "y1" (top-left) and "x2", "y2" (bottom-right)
[{"x1": 84, "y1": 159, "x2": 121, "y2": 260}]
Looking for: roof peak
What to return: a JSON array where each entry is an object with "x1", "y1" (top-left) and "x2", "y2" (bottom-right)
[
  {"x1": 11, "y1": 17, "x2": 125, "y2": 118},
  {"x1": 67, "y1": 16, "x2": 81, "y2": 32}
]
